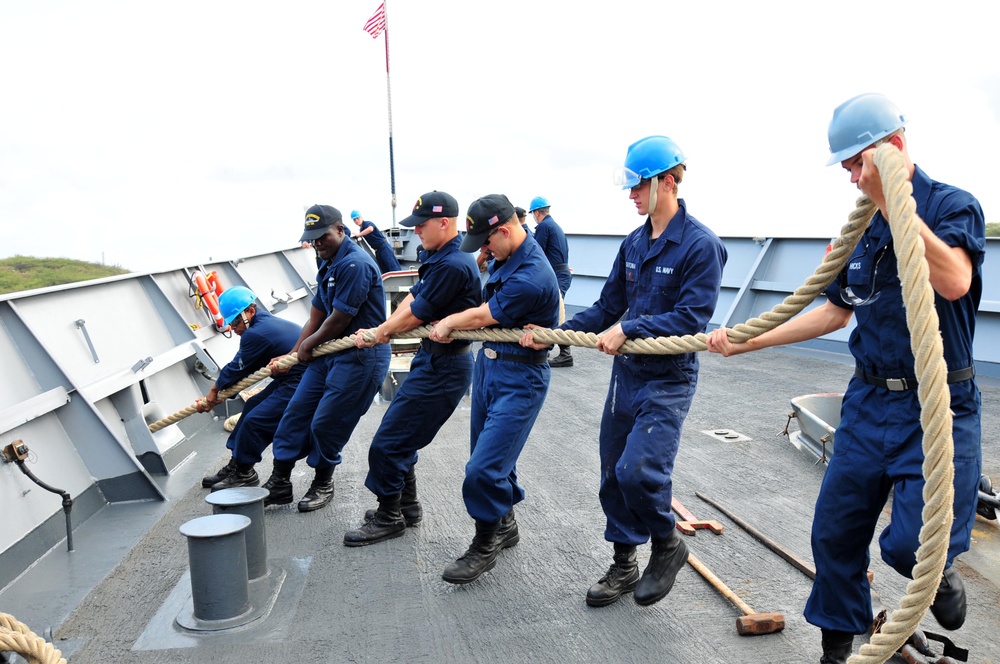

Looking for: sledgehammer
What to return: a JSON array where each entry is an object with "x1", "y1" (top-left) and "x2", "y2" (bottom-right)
[{"x1": 686, "y1": 552, "x2": 785, "y2": 636}]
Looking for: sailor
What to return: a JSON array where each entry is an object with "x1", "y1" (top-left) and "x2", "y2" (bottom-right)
[
  {"x1": 477, "y1": 206, "x2": 531, "y2": 279},
  {"x1": 528, "y1": 196, "x2": 573, "y2": 367},
  {"x1": 198, "y1": 286, "x2": 305, "y2": 490},
  {"x1": 524, "y1": 136, "x2": 727, "y2": 608},
  {"x1": 430, "y1": 193, "x2": 560, "y2": 585},
  {"x1": 515, "y1": 206, "x2": 532, "y2": 236},
  {"x1": 344, "y1": 191, "x2": 482, "y2": 546},
  {"x1": 351, "y1": 209, "x2": 402, "y2": 274},
  {"x1": 706, "y1": 94, "x2": 985, "y2": 663},
  {"x1": 261, "y1": 204, "x2": 391, "y2": 513},
  {"x1": 475, "y1": 207, "x2": 526, "y2": 280}
]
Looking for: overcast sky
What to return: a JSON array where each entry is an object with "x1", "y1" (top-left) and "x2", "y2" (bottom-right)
[{"x1": 2, "y1": 1, "x2": 998, "y2": 272}]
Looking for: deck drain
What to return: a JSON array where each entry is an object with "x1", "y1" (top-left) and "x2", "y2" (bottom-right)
[{"x1": 702, "y1": 429, "x2": 752, "y2": 443}]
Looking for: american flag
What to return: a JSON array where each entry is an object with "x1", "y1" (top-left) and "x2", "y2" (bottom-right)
[{"x1": 363, "y1": 4, "x2": 386, "y2": 39}]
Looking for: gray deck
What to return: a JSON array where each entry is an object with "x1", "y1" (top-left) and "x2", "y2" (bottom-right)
[{"x1": 4, "y1": 346, "x2": 999, "y2": 663}]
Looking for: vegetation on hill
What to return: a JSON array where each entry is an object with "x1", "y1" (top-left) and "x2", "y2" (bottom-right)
[
  {"x1": 0, "y1": 226, "x2": 995, "y2": 296},
  {"x1": 0, "y1": 255, "x2": 129, "y2": 295}
]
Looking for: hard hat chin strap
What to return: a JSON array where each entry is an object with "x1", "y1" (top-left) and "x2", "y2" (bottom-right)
[{"x1": 648, "y1": 175, "x2": 660, "y2": 218}]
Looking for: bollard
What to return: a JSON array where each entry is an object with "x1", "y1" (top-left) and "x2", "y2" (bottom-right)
[
  {"x1": 178, "y1": 513, "x2": 252, "y2": 624},
  {"x1": 205, "y1": 487, "x2": 270, "y2": 582}
]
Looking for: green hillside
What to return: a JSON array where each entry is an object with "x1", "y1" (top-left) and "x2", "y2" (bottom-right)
[{"x1": 0, "y1": 255, "x2": 129, "y2": 295}]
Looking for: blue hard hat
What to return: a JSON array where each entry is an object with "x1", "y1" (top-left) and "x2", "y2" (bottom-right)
[
  {"x1": 219, "y1": 286, "x2": 257, "y2": 327},
  {"x1": 826, "y1": 93, "x2": 907, "y2": 165},
  {"x1": 350, "y1": 210, "x2": 362, "y2": 220},
  {"x1": 528, "y1": 196, "x2": 550, "y2": 213},
  {"x1": 618, "y1": 136, "x2": 685, "y2": 190}
]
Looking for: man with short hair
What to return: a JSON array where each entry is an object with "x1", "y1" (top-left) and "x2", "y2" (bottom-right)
[
  {"x1": 515, "y1": 206, "x2": 532, "y2": 236},
  {"x1": 262, "y1": 204, "x2": 391, "y2": 513},
  {"x1": 707, "y1": 94, "x2": 985, "y2": 663},
  {"x1": 198, "y1": 286, "x2": 304, "y2": 491},
  {"x1": 524, "y1": 136, "x2": 727, "y2": 610},
  {"x1": 529, "y1": 196, "x2": 573, "y2": 367},
  {"x1": 344, "y1": 191, "x2": 482, "y2": 546},
  {"x1": 430, "y1": 194, "x2": 560, "y2": 585},
  {"x1": 476, "y1": 207, "x2": 530, "y2": 279},
  {"x1": 352, "y1": 210, "x2": 402, "y2": 273}
]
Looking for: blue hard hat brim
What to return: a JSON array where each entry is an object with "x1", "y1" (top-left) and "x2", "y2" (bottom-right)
[
  {"x1": 826, "y1": 130, "x2": 889, "y2": 165},
  {"x1": 825, "y1": 128, "x2": 896, "y2": 165},
  {"x1": 222, "y1": 302, "x2": 254, "y2": 327}
]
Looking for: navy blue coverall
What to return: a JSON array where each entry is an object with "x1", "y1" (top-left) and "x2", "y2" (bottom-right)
[
  {"x1": 466, "y1": 234, "x2": 560, "y2": 522},
  {"x1": 365, "y1": 236, "x2": 482, "y2": 496},
  {"x1": 359, "y1": 220, "x2": 402, "y2": 274},
  {"x1": 805, "y1": 166, "x2": 985, "y2": 634},
  {"x1": 214, "y1": 308, "x2": 305, "y2": 466},
  {"x1": 534, "y1": 214, "x2": 572, "y2": 297},
  {"x1": 271, "y1": 239, "x2": 390, "y2": 471},
  {"x1": 559, "y1": 200, "x2": 727, "y2": 545}
]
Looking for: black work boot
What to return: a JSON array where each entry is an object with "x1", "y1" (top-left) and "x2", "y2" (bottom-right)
[
  {"x1": 202, "y1": 458, "x2": 236, "y2": 488},
  {"x1": 298, "y1": 466, "x2": 335, "y2": 512},
  {"x1": 820, "y1": 629, "x2": 853, "y2": 664},
  {"x1": 495, "y1": 509, "x2": 520, "y2": 549},
  {"x1": 587, "y1": 543, "x2": 639, "y2": 607},
  {"x1": 211, "y1": 463, "x2": 259, "y2": 491},
  {"x1": 364, "y1": 466, "x2": 423, "y2": 526},
  {"x1": 262, "y1": 460, "x2": 294, "y2": 506},
  {"x1": 634, "y1": 530, "x2": 688, "y2": 606},
  {"x1": 344, "y1": 494, "x2": 406, "y2": 546},
  {"x1": 442, "y1": 519, "x2": 502, "y2": 585},
  {"x1": 549, "y1": 345, "x2": 573, "y2": 368},
  {"x1": 930, "y1": 565, "x2": 967, "y2": 631},
  {"x1": 400, "y1": 466, "x2": 423, "y2": 525}
]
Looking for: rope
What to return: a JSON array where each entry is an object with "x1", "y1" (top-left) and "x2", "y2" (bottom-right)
[
  {"x1": 143, "y1": 146, "x2": 952, "y2": 664},
  {"x1": 148, "y1": 203, "x2": 873, "y2": 434},
  {"x1": 0, "y1": 613, "x2": 66, "y2": 664},
  {"x1": 849, "y1": 145, "x2": 954, "y2": 663}
]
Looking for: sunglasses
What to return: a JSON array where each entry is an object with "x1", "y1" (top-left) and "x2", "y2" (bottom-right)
[
  {"x1": 481, "y1": 226, "x2": 503, "y2": 247},
  {"x1": 839, "y1": 237, "x2": 892, "y2": 307}
]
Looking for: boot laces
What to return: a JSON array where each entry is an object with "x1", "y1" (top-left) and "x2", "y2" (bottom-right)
[
  {"x1": 599, "y1": 558, "x2": 636, "y2": 584},
  {"x1": 458, "y1": 533, "x2": 495, "y2": 561}
]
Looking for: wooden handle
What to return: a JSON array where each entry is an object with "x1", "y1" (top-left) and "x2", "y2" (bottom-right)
[
  {"x1": 671, "y1": 496, "x2": 698, "y2": 522},
  {"x1": 687, "y1": 553, "x2": 784, "y2": 636},
  {"x1": 686, "y1": 553, "x2": 755, "y2": 615}
]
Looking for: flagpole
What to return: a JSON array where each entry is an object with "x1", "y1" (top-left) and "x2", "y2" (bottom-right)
[{"x1": 383, "y1": 1, "x2": 397, "y2": 227}]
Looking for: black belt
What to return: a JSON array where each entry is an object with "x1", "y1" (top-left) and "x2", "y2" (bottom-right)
[
  {"x1": 854, "y1": 366, "x2": 975, "y2": 392},
  {"x1": 482, "y1": 347, "x2": 549, "y2": 365},
  {"x1": 553, "y1": 264, "x2": 569, "y2": 271},
  {"x1": 420, "y1": 339, "x2": 471, "y2": 355}
]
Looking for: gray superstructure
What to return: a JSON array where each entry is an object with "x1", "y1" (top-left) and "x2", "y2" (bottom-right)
[{"x1": 1, "y1": 234, "x2": 997, "y2": 662}]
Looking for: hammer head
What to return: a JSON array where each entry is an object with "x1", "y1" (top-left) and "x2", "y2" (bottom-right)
[
  {"x1": 736, "y1": 612, "x2": 785, "y2": 636},
  {"x1": 675, "y1": 520, "x2": 725, "y2": 536}
]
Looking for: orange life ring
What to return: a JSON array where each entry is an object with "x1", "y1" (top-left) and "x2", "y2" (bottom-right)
[
  {"x1": 205, "y1": 270, "x2": 225, "y2": 297},
  {"x1": 192, "y1": 271, "x2": 225, "y2": 329}
]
